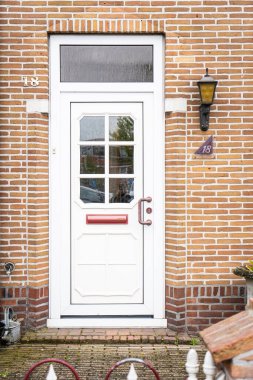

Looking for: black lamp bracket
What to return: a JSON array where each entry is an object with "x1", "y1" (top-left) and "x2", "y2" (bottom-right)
[{"x1": 199, "y1": 104, "x2": 211, "y2": 132}]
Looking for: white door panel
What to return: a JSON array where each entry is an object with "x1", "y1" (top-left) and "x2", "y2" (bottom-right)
[{"x1": 60, "y1": 99, "x2": 154, "y2": 315}]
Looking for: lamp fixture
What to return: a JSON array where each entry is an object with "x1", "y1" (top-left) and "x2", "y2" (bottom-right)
[{"x1": 197, "y1": 68, "x2": 218, "y2": 131}]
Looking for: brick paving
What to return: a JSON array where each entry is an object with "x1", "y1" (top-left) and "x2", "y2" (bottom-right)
[
  {"x1": 0, "y1": 329, "x2": 205, "y2": 379},
  {"x1": 0, "y1": 343, "x2": 205, "y2": 380},
  {"x1": 21, "y1": 328, "x2": 195, "y2": 345},
  {"x1": 0, "y1": 328, "x2": 206, "y2": 379}
]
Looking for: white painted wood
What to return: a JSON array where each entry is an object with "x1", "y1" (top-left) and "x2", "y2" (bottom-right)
[
  {"x1": 127, "y1": 364, "x2": 138, "y2": 380},
  {"x1": 60, "y1": 83, "x2": 154, "y2": 93},
  {"x1": 186, "y1": 349, "x2": 199, "y2": 380},
  {"x1": 70, "y1": 102, "x2": 146, "y2": 309},
  {"x1": 59, "y1": 94, "x2": 153, "y2": 316},
  {"x1": 47, "y1": 318, "x2": 167, "y2": 328},
  {"x1": 164, "y1": 98, "x2": 187, "y2": 113},
  {"x1": 48, "y1": 35, "x2": 62, "y2": 320},
  {"x1": 203, "y1": 351, "x2": 217, "y2": 380},
  {"x1": 49, "y1": 34, "x2": 165, "y2": 325},
  {"x1": 46, "y1": 364, "x2": 57, "y2": 380},
  {"x1": 152, "y1": 35, "x2": 165, "y2": 319},
  {"x1": 55, "y1": 33, "x2": 162, "y2": 96}
]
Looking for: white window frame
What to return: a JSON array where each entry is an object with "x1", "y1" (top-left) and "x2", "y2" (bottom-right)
[{"x1": 48, "y1": 34, "x2": 165, "y2": 328}]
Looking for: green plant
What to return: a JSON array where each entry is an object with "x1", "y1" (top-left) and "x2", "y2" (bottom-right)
[
  {"x1": 233, "y1": 259, "x2": 253, "y2": 279},
  {"x1": 190, "y1": 337, "x2": 200, "y2": 346},
  {"x1": 0, "y1": 370, "x2": 10, "y2": 378},
  {"x1": 174, "y1": 336, "x2": 179, "y2": 346},
  {"x1": 246, "y1": 260, "x2": 253, "y2": 272}
]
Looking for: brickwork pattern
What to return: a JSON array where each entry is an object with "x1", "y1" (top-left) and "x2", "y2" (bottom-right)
[
  {"x1": 166, "y1": 285, "x2": 246, "y2": 332},
  {"x1": 1, "y1": 0, "x2": 253, "y2": 330},
  {"x1": 21, "y1": 327, "x2": 191, "y2": 345}
]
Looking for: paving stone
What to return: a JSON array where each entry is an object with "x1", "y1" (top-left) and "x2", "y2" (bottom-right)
[
  {"x1": 68, "y1": 329, "x2": 82, "y2": 335},
  {"x1": 0, "y1": 343, "x2": 206, "y2": 380},
  {"x1": 19, "y1": 327, "x2": 199, "y2": 346}
]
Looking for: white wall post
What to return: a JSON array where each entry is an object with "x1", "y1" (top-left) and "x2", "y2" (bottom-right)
[
  {"x1": 203, "y1": 351, "x2": 217, "y2": 380},
  {"x1": 186, "y1": 349, "x2": 200, "y2": 380}
]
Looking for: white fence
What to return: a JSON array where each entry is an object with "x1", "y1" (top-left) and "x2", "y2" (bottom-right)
[
  {"x1": 45, "y1": 363, "x2": 139, "y2": 380},
  {"x1": 25, "y1": 349, "x2": 227, "y2": 379},
  {"x1": 186, "y1": 349, "x2": 225, "y2": 380}
]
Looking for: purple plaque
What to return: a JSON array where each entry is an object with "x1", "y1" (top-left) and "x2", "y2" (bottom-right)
[{"x1": 195, "y1": 135, "x2": 213, "y2": 155}]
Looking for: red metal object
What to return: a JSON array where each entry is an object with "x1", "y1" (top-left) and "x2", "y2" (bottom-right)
[
  {"x1": 104, "y1": 358, "x2": 160, "y2": 380},
  {"x1": 23, "y1": 358, "x2": 81, "y2": 380},
  {"x1": 138, "y1": 197, "x2": 152, "y2": 225},
  {"x1": 86, "y1": 214, "x2": 128, "y2": 224}
]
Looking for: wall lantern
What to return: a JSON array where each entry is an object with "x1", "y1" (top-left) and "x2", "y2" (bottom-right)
[{"x1": 197, "y1": 68, "x2": 218, "y2": 131}]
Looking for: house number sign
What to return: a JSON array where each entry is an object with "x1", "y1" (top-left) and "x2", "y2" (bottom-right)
[
  {"x1": 194, "y1": 135, "x2": 214, "y2": 156},
  {"x1": 22, "y1": 76, "x2": 40, "y2": 87}
]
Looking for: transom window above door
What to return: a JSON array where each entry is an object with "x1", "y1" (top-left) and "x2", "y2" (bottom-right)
[
  {"x1": 60, "y1": 45, "x2": 153, "y2": 82},
  {"x1": 79, "y1": 114, "x2": 135, "y2": 204}
]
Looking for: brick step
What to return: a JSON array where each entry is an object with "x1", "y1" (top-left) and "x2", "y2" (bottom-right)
[{"x1": 20, "y1": 328, "x2": 199, "y2": 345}]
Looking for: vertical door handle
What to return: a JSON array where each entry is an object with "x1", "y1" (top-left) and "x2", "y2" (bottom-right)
[{"x1": 138, "y1": 197, "x2": 152, "y2": 225}]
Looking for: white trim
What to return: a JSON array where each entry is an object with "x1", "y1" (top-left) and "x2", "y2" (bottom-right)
[
  {"x1": 49, "y1": 34, "x2": 165, "y2": 327},
  {"x1": 165, "y1": 98, "x2": 187, "y2": 113},
  {"x1": 153, "y1": 35, "x2": 165, "y2": 318},
  {"x1": 60, "y1": 83, "x2": 154, "y2": 93},
  {"x1": 47, "y1": 318, "x2": 167, "y2": 328},
  {"x1": 49, "y1": 34, "x2": 62, "y2": 320},
  {"x1": 26, "y1": 99, "x2": 49, "y2": 114},
  {"x1": 65, "y1": 97, "x2": 153, "y2": 315}
]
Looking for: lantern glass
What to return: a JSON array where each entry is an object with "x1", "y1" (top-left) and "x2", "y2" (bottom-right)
[{"x1": 198, "y1": 82, "x2": 217, "y2": 105}]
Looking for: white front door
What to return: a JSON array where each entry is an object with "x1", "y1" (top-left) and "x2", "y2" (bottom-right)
[
  {"x1": 49, "y1": 34, "x2": 165, "y2": 327},
  {"x1": 61, "y1": 95, "x2": 154, "y2": 316}
]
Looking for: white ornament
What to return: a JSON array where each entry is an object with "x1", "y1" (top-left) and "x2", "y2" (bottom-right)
[
  {"x1": 127, "y1": 363, "x2": 138, "y2": 380},
  {"x1": 186, "y1": 349, "x2": 199, "y2": 380},
  {"x1": 46, "y1": 364, "x2": 57, "y2": 380},
  {"x1": 203, "y1": 351, "x2": 217, "y2": 380}
]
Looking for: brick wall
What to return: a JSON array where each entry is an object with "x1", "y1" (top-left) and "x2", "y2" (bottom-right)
[{"x1": 1, "y1": 0, "x2": 252, "y2": 331}]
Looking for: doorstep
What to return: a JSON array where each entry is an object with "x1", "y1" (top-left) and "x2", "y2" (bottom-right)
[{"x1": 21, "y1": 328, "x2": 195, "y2": 345}]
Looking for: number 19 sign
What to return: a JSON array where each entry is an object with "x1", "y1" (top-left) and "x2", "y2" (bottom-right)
[{"x1": 194, "y1": 135, "x2": 214, "y2": 156}]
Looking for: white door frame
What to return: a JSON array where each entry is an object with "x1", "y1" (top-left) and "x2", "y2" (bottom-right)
[{"x1": 48, "y1": 34, "x2": 165, "y2": 328}]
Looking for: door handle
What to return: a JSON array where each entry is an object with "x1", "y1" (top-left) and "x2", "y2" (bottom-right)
[{"x1": 138, "y1": 197, "x2": 152, "y2": 225}]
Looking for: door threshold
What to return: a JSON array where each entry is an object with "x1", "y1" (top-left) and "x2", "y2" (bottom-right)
[{"x1": 47, "y1": 318, "x2": 167, "y2": 328}]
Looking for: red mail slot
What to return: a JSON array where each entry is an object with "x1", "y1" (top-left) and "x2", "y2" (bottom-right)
[{"x1": 86, "y1": 214, "x2": 128, "y2": 224}]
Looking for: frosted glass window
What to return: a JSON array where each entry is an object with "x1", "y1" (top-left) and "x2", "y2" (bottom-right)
[
  {"x1": 60, "y1": 45, "x2": 153, "y2": 82},
  {"x1": 80, "y1": 116, "x2": 105, "y2": 141}
]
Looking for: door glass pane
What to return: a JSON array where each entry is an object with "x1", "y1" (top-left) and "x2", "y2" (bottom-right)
[
  {"x1": 61, "y1": 45, "x2": 153, "y2": 82},
  {"x1": 80, "y1": 116, "x2": 105, "y2": 141},
  {"x1": 109, "y1": 146, "x2": 134, "y2": 174},
  {"x1": 109, "y1": 178, "x2": 134, "y2": 203},
  {"x1": 80, "y1": 146, "x2": 105, "y2": 174},
  {"x1": 109, "y1": 116, "x2": 134, "y2": 141},
  {"x1": 80, "y1": 178, "x2": 105, "y2": 203}
]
